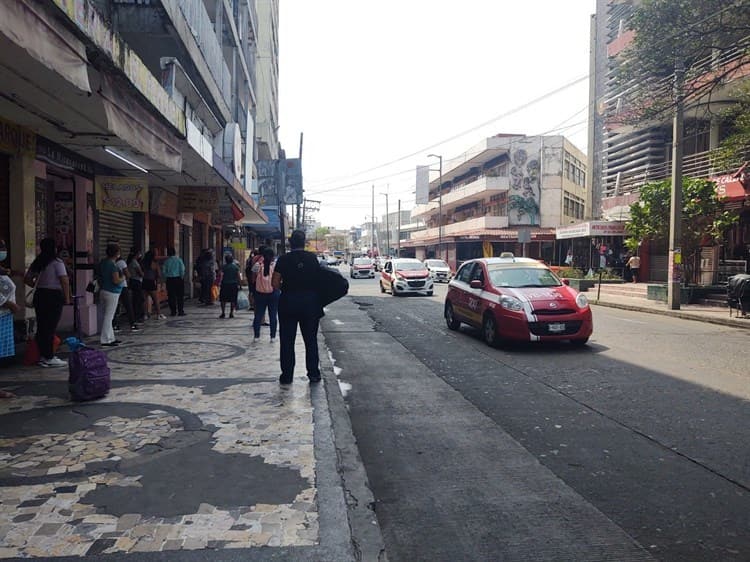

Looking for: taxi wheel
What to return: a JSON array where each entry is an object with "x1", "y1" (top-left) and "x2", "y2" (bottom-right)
[
  {"x1": 380, "y1": 282, "x2": 386, "y2": 293},
  {"x1": 391, "y1": 286, "x2": 398, "y2": 296},
  {"x1": 445, "y1": 302, "x2": 460, "y2": 330},
  {"x1": 570, "y1": 337, "x2": 589, "y2": 347},
  {"x1": 482, "y1": 314, "x2": 499, "y2": 347}
]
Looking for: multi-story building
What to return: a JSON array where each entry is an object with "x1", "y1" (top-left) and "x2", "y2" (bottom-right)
[
  {"x1": 404, "y1": 134, "x2": 587, "y2": 270},
  {"x1": 588, "y1": 0, "x2": 750, "y2": 282},
  {"x1": 0, "y1": 0, "x2": 274, "y2": 334}
]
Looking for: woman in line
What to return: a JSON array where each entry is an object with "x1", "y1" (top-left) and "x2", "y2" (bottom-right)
[
  {"x1": 141, "y1": 248, "x2": 165, "y2": 320},
  {"x1": 0, "y1": 239, "x2": 20, "y2": 372},
  {"x1": 252, "y1": 247, "x2": 279, "y2": 342},
  {"x1": 127, "y1": 247, "x2": 145, "y2": 323},
  {"x1": 219, "y1": 253, "x2": 241, "y2": 319},
  {"x1": 24, "y1": 238, "x2": 70, "y2": 367},
  {"x1": 99, "y1": 243, "x2": 124, "y2": 347}
]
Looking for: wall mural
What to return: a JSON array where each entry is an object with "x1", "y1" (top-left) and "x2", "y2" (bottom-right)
[{"x1": 508, "y1": 138, "x2": 541, "y2": 226}]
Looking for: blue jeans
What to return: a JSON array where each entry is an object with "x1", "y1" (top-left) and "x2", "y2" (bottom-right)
[
  {"x1": 278, "y1": 290, "x2": 322, "y2": 382},
  {"x1": 253, "y1": 290, "x2": 279, "y2": 338}
]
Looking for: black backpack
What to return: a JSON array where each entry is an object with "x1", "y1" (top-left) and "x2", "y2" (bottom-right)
[{"x1": 315, "y1": 263, "x2": 349, "y2": 307}]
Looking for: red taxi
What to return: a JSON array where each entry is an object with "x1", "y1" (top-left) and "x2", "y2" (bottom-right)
[
  {"x1": 444, "y1": 256, "x2": 592, "y2": 346},
  {"x1": 380, "y1": 258, "x2": 434, "y2": 296}
]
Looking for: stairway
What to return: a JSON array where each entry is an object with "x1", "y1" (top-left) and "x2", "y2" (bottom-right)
[{"x1": 587, "y1": 282, "x2": 650, "y2": 301}]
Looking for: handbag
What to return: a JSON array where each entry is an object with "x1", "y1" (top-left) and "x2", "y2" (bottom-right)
[
  {"x1": 25, "y1": 274, "x2": 39, "y2": 308},
  {"x1": 315, "y1": 263, "x2": 349, "y2": 307},
  {"x1": 86, "y1": 279, "x2": 99, "y2": 294}
]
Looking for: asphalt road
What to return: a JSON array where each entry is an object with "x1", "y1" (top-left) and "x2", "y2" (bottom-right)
[{"x1": 323, "y1": 267, "x2": 750, "y2": 562}]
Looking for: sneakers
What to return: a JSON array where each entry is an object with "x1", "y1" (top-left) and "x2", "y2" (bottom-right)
[
  {"x1": 101, "y1": 341, "x2": 119, "y2": 347},
  {"x1": 157, "y1": 314, "x2": 166, "y2": 320},
  {"x1": 219, "y1": 314, "x2": 226, "y2": 319},
  {"x1": 130, "y1": 325, "x2": 140, "y2": 332},
  {"x1": 38, "y1": 356, "x2": 66, "y2": 368}
]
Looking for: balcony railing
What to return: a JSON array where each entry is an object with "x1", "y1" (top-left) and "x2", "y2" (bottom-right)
[
  {"x1": 602, "y1": 148, "x2": 750, "y2": 196},
  {"x1": 412, "y1": 175, "x2": 509, "y2": 219},
  {"x1": 410, "y1": 216, "x2": 510, "y2": 241},
  {"x1": 176, "y1": 0, "x2": 232, "y2": 110}
]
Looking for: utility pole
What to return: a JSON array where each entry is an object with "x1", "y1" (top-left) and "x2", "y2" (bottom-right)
[
  {"x1": 296, "y1": 132, "x2": 304, "y2": 229},
  {"x1": 668, "y1": 60, "x2": 685, "y2": 310},
  {"x1": 381, "y1": 189, "x2": 390, "y2": 257},
  {"x1": 397, "y1": 199, "x2": 401, "y2": 257},
  {"x1": 428, "y1": 154, "x2": 443, "y2": 260},
  {"x1": 371, "y1": 185, "x2": 375, "y2": 255}
]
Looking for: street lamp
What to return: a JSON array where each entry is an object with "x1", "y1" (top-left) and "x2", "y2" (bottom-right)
[{"x1": 427, "y1": 154, "x2": 443, "y2": 260}]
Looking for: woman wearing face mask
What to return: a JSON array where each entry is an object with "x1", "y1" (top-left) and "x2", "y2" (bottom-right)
[{"x1": 24, "y1": 238, "x2": 70, "y2": 367}]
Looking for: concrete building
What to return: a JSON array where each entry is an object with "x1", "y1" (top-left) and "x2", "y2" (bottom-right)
[
  {"x1": 404, "y1": 134, "x2": 587, "y2": 270},
  {"x1": 588, "y1": 0, "x2": 750, "y2": 282},
  {"x1": 0, "y1": 0, "x2": 272, "y2": 335}
]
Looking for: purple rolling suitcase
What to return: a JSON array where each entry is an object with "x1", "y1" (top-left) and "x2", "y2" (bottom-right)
[{"x1": 68, "y1": 347, "x2": 111, "y2": 402}]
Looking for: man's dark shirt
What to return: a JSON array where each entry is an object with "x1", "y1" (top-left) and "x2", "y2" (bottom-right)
[{"x1": 275, "y1": 249, "x2": 320, "y2": 293}]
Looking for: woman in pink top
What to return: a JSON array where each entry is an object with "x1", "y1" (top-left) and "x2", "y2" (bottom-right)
[
  {"x1": 24, "y1": 238, "x2": 70, "y2": 367},
  {"x1": 252, "y1": 247, "x2": 279, "y2": 342}
]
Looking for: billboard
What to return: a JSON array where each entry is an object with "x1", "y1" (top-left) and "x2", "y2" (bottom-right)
[
  {"x1": 507, "y1": 137, "x2": 542, "y2": 226},
  {"x1": 95, "y1": 176, "x2": 149, "y2": 212},
  {"x1": 257, "y1": 160, "x2": 278, "y2": 206},
  {"x1": 415, "y1": 165, "x2": 429, "y2": 205},
  {"x1": 283, "y1": 158, "x2": 303, "y2": 205}
]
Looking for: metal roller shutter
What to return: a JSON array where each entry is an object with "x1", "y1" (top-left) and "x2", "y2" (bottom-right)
[
  {"x1": 97, "y1": 210, "x2": 134, "y2": 259},
  {"x1": 0, "y1": 156, "x2": 9, "y2": 245}
]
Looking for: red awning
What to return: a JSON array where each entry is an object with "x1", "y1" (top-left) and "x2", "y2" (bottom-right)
[{"x1": 713, "y1": 164, "x2": 750, "y2": 202}]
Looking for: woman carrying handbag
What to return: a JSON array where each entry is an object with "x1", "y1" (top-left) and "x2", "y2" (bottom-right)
[{"x1": 24, "y1": 238, "x2": 70, "y2": 367}]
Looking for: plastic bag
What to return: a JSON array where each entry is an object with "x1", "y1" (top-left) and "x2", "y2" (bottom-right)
[
  {"x1": 237, "y1": 290, "x2": 249, "y2": 310},
  {"x1": 211, "y1": 284, "x2": 219, "y2": 302}
]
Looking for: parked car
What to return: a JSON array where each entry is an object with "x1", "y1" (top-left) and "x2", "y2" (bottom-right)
[
  {"x1": 423, "y1": 259, "x2": 453, "y2": 283},
  {"x1": 380, "y1": 258, "x2": 434, "y2": 296},
  {"x1": 444, "y1": 255, "x2": 592, "y2": 346},
  {"x1": 325, "y1": 255, "x2": 339, "y2": 266},
  {"x1": 350, "y1": 257, "x2": 375, "y2": 279}
]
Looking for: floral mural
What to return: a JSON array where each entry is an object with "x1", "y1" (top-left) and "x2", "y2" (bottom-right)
[{"x1": 508, "y1": 139, "x2": 541, "y2": 226}]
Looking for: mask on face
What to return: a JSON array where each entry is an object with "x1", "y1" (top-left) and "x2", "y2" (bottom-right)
[{"x1": 0, "y1": 251, "x2": 7, "y2": 262}]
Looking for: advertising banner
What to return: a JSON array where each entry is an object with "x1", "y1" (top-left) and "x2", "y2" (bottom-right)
[
  {"x1": 257, "y1": 160, "x2": 278, "y2": 206},
  {"x1": 283, "y1": 158, "x2": 303, "y2": 205},
  {"x1": 95, "y1": 176, "x2": 148, "y2": 212},
  {"x1": 179, "y1": 186, "x2": 220, "y2": 213},
  {"x1": 415, "y1": 165, "x2": 430, "y2": 205}
]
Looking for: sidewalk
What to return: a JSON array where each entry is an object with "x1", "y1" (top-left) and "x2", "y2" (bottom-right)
[
  {"x1": 587, "y1": 288, "x2": 750, "y2": 330},
  {"x1": 0, "y1": 302, "x2": 378, "y2": 560}
]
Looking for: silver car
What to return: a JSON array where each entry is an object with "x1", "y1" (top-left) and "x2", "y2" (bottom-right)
[{"x1": 423, "y1": 259, "x2": 453, "y2": 283}]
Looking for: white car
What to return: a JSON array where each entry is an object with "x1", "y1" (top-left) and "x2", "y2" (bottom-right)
[
  {"x1": 350, "y1": 257, "x2": 375, "y2": 279},
  {"x1": 380, "y1": 258, "x2": 434, "y2": 296},
  {"x1": 423, "y1": 259, "x2": 453, "y2": 283}
]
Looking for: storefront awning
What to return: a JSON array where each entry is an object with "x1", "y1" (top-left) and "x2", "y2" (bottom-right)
[
  {"x1": 244, "y1": 207, "x2": 281, "y2": 238},
  {"x1": 556, "y1": 220, "x2": 627, "y2": 240},
  {"x1": 713, "y1": 168, "x2": 750, "y2": 203}
]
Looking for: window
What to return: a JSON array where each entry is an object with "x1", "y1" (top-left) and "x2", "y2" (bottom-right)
[
  {"x1": 456, "y1": 263, "x2": 473, "y2": 283},
  {"x1": 564, "y1": 151, "x2": 586, "y2": 187}
]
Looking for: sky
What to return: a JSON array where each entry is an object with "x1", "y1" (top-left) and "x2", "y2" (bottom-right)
[{"x1": 278, "y1": 0, "x2": 597, "y2": 230}]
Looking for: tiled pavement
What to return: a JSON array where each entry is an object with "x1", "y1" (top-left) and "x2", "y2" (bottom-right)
[{"x1": 0, "y1": 303, "x2": 366, "y2": 560}]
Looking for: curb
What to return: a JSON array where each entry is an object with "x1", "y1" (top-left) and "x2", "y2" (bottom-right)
[
  {"x1": 318, "y1": 333, "x2": 388, "y2": 562},
  {"x1": 591, "y1": 300, "x2": 750, "y2": 330}
]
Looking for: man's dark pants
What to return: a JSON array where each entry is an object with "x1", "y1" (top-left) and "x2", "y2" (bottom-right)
[
  {"x1": 166, "y1": 277, "x2": 185, "y2": 315},
  {"x1": 278, "y1": 290, "x2": 321, "y2": 383},
  {"x1": 200, "y1": 275, "x2": 214, "y2": 304}
]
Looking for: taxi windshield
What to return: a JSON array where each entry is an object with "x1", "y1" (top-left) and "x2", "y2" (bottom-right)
[
  {"x1": 425, "y1": 260, "x2": 449, "y2": 268},
  {"x1": 488, "y1": 266, "x2": 561, "y2": 288},
  {"x1": 395, "y1": 261, "x2": 425, "y2": 271},
  {"x1": 354, "y1": 258, "x2": 371, "y2": 265}
]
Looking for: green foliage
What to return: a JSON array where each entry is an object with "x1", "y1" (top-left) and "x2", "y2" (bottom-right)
[
  {"x1": 617, "y1": 0, "x2": 750, "y2": 123},
  {"x1": 712, "y1": 82, "x2": 750, "y2": 169},
  {"x1": 556, "y1": 267, "x2": 585, "y2": 279},
  {"x1": 627, "y1": 178, "x2": 739, "y2": 281}
]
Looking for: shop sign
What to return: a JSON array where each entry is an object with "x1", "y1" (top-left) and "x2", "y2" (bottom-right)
[
  {"x1": 149, "y1": 188, "x2": 179, "y2": 218},
  {"x1": 0, "y1": 117, "x2": 35, "y2": 155},
  {"x1": 557, "y1": 221, "x2": 626, "y2": 239},
  {"x1": 95, "y1": 176, "x2": 149, "y2": 212},
  {"x1": 179, "y1": 186, "x2": 220, "y2": 213},
  {"x1": 712, "y1": 173, "x2": 749, "y2": 201},
  {"x1": 36, "y1": 138, "x2": 94, "y2": 176},
  {"x1": 589, "y1": 221, "x2": 626, "y2": 236},
  {"x1": 556, "y1": 222, "x2": 591, "y2": 239}
]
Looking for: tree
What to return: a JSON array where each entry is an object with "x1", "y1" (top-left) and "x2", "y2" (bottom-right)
[
  {"x1": 712, "y1": 82, "x2": 750, "y2": 168},
  {"x1": 627, "y1": 178, "x2": 739, "y2": 283},
  {"x1": 616, "y1": 0, "x2": 750, "y2": 125}
]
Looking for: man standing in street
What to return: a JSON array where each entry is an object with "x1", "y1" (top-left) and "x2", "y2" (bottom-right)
[
  {"x1": 162, "y1": 247, "x2": 186, "y2": 316},
  {"x1": 272, "y1": 230, "x2": 322, "y2": 385}
]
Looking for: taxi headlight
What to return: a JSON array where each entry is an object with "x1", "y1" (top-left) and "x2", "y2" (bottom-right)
[
  {"x1": 576, "y1": 293, "x2": 589, "y2": 308},
  {"x1": 500, "y1": 295, "x2": 524, "y2": 312}
]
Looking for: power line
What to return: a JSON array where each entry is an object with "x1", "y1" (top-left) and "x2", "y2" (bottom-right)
[{"x1": 305, "y1": 74, "x2": 589, "y2": 189}]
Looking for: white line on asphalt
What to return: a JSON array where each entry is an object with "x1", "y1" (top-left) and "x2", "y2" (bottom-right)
[{"x1": 612, "y1": 316, "x2": 647, "y2": 324}]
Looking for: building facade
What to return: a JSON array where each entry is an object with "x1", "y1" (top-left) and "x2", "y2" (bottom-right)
[
  {"x1": 588, "y1": 0, "x2": 750, "y2": 282},
  {"x1": 404, "y1": 134, "x2": 587, "y2": 271},
  {"x1": 0, "y1": 0, "x2": 274, "y2": 335}
]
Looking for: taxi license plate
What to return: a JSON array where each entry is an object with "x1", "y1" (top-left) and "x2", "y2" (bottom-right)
[{"x1": 548, "y1": 323, "x2": 566, "y2": 333}]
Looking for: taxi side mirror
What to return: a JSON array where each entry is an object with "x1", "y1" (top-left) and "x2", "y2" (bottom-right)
[
  {"x1": 561, "y1": 278, "x2": 570, "y2": 286},
  {"x1": 470, "y1": 280, "x2": 483, "y2": 289}
]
